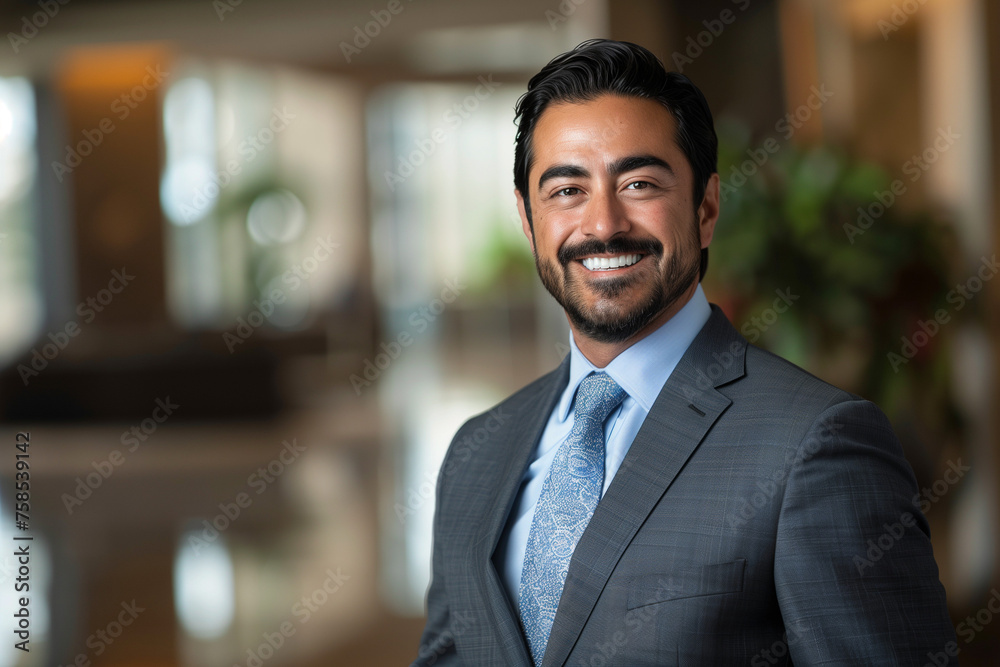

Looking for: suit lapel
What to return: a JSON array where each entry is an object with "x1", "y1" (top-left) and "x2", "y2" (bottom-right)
[
  {"x1": 543, "y1": 306, "x2": 747, "y2": 667},
  {"x1": 470, "y1": 355, "x2": 570, "y2": 665}
]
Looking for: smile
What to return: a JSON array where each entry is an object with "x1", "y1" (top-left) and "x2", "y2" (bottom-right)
[{"x1": 580, "y1": 254, "x2": 642, "y2": 271}]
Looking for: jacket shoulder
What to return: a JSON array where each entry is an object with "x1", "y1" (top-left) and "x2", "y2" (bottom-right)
[{"x1": 740, "y1": 342, "x2": 862, "y2": 413}]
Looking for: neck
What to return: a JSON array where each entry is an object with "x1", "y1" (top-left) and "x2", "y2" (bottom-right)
[{"x1": 570, "y1": 281, "x2": 698, "y2": 368}]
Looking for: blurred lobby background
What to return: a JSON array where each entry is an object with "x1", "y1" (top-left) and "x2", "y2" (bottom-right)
[{"x1": 0, "y1": 0, "x2": 998, "y2": 664}]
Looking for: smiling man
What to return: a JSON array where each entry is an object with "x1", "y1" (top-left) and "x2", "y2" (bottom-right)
[
  {"x1": 414, "y1": 40, "x2": 956, "y2": 666},
  {"x1": 522, "y1": 93, "x2": 712, "y2": 368}
]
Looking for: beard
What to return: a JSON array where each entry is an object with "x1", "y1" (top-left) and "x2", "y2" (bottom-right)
[{"x1": 533, "y1": 219, "x2": 701, "y2": 344}]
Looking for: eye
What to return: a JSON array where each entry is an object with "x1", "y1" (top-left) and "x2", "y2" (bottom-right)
[
  {"x1": 625, "y1": 180, "x2": 653, "y2": 190},
  {"x1": 555, "y1": 187, "x2": 581, "y2": 197}
]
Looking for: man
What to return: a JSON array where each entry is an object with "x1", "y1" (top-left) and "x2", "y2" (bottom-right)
[{"x1": 414, "y1": 39, "x2": 956, "y2": 666}]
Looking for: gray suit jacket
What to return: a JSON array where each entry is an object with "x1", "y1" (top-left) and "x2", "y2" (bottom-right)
[{"x1": 414, "y1": 305, "x2": 956, "y2": 666}]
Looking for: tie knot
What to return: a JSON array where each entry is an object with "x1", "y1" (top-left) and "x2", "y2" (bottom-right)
[{"x1": 573, "y1": 372, "x2": 627, "y2": 426}]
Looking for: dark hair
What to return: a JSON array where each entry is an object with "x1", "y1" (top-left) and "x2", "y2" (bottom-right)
[{"x1": 513, "y1": 39, "x2": 717, "y2": 280}]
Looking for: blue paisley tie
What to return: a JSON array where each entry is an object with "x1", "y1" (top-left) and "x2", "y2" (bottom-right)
[{"x1": 519, "y1": 372, "x2": 627, "y2": 666}]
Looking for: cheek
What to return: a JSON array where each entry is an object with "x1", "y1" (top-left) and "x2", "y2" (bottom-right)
[
  {"x1": 533, "y1": 214, "x2": 575, "y2": 254},
  {"x1": 628, "y1": 201, "x2": 691, "y2": 243}
]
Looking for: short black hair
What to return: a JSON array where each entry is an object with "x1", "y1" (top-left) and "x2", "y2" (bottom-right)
[{"x1": 513, "y1": 39, "x2": 718, "y2": 280}]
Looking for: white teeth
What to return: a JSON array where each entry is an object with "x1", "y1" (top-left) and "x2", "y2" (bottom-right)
[{"x1": 581, "y1": 254, "x2": 641, "y2": 271}]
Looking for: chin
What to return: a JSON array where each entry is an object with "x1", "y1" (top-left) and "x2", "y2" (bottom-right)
[
  {"x1": 537, "y1": 253, "x2": 700, "y2": 345},
  {"x1": 566, "y1": 298, "x2": 665, "y2": 343}
]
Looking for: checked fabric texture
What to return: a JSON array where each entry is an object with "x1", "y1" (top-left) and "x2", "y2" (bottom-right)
[{"x1": 518, "y1": 372, "x2": 627, "y2": 666}]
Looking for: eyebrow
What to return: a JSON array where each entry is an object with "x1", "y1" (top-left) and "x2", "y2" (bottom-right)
[
  {"x1": 536, "y1": 154, "x2": 674, "y2": 191},
  {"x1": 609, "y1": 155, "x2": 674, "y2": 178}
]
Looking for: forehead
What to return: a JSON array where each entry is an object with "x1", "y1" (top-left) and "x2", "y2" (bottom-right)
[{"x1": 530, "y1": 94, "x2": 683, "y2": 172}]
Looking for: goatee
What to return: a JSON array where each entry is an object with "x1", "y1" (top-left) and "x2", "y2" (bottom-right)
[{"x1": 534, "y1": 233, "x2": 700, "y2": 344}]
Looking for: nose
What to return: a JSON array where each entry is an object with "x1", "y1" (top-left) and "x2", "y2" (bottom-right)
[{"x1": 579, "y1": 183, "x2": 630, "y2": 242}]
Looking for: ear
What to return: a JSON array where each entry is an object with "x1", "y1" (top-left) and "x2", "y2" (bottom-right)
[
  {"x1": 697, "y1": 173, "x2": 720, "y2": 250},
  {"x1": 515, "y1": 189, "x2": 535, "y2": 255}
]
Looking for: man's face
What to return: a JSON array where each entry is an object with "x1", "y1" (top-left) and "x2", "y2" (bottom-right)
[{"x1": 516, "y1": 94, "x2": 719, "y2": 344}]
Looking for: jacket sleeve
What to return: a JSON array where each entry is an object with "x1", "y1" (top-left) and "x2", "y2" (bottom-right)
[
  {"x1": 774, "y1": 399, "x2": 958, "y2": 665},
  {"x1": 411, "y1": 446, "x2": 463, "y2": 666}
]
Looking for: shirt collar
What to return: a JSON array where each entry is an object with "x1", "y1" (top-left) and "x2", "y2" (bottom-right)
[{"x1": 556, "y1": 283, "x2": 712, "y2": 421}]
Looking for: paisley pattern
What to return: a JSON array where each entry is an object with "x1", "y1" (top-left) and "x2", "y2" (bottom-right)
[{"x1": 518, "y1": 372, "x2": 627, "y2": 666}]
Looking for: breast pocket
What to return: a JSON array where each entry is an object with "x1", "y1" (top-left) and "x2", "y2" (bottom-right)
[{"x1": 626, "y1": 558, "x2": 746, "y2": 610}]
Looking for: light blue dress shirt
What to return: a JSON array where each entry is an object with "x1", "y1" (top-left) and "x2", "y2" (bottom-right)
[{"x1": 495, "y1": 283, "x2": 712, "y2": 611}]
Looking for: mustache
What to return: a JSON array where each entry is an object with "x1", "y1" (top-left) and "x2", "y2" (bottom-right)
[{"x1": 557, "y1": 237, "x2": 663, "y2": 266}]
